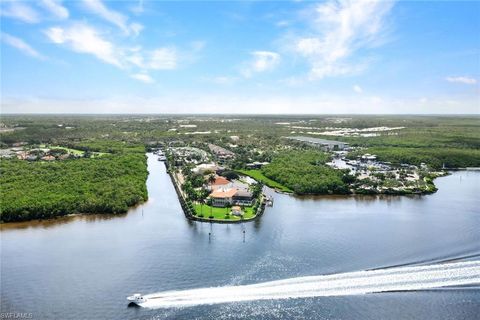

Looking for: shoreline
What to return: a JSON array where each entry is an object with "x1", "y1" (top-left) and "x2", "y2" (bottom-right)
[
  {"x1": 0, "y1": 168, "x2": 463, "y2": 227},
  {"x1": 165, "y1": 162, "x2": 267, "y2": 224}
]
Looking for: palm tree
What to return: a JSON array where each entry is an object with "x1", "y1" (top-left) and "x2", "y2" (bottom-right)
[
  {"x1": 199, "y1": 198, "x2": 205, "y2": 216},
  {"x1": 208, "y1": 174, "x2": 216, "y2": 185},
  {"x1": 225, "y1": 203, "x2": 232, "y2": 215},
  {"x1": 206, "y1": 198, "x2": 213, "y2": 216}
]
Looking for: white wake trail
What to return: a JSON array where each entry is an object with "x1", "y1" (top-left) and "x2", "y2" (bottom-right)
[{"x1": 138, "y1": 261, "x2": 480, "y2": 309}]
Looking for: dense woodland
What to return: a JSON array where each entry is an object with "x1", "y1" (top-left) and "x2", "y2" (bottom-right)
[
  {"x1": 0, "y1": 148, "x2": 148, "y2": 222},
  {"x1": 348, "y1": 147, "x2": 480, "y2": 169},
  {"x1": 262, "y1": 151, "x2": 351, "y2": 194}
]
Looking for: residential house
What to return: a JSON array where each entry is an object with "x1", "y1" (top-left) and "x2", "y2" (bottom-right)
[
  {"x1": 208, "y1": 144, "x2": 235, "y2": 163},
  {"x1": 193, "y1": 163, "x2": 219, "y2": 175},
  {"x1": 232, "y1": 189, "x2": 254, "y2": 206},
  {"x1": 209, "y1": 179, "x2": 256, "y2": 207},
  {"x1": 209, "y1": 188, "x2": 237, "y2": 207},
  {"x1": 209, "y1": 176, "x2": 232, "y2": 191}
]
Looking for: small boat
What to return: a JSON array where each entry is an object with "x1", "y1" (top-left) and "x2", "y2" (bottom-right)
[
  {"x1": 127, "y1": 293, "x2": 147, "y2": 305},
  {"x1": 158, "y1": 155, "x2": 166, "y2": 161}
]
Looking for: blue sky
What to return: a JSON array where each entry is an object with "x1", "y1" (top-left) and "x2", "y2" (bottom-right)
[{"x1": 1, "y1": 0, "x2": 479, "y2": 114}]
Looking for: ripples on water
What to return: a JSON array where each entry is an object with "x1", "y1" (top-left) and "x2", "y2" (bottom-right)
[{"x1": 1, "y1": 154, "x2": 479, "y2": 319}]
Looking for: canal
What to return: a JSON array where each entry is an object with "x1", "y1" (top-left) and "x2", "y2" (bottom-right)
[{"x1": 1, "y1": 153, "x2": 479, "y2": 319}]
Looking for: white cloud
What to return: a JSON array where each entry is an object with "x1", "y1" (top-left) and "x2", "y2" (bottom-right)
[
  {"x1": 130, "y1": 73, "x2": 154, "y2": 83},
  {"x1": 1, "y1": 2, "x2": 40, "y2": 23},
  {"x1": 445, "y1": 76, "x2": 477, "y2": 85},
  {"x1": 44, "y1": 22, "x2": 179, "y2": 77},
  {"x1": 129, "y1": 22, "x2": 144, "y2": 37},
  {"x1": 4, "y1": 94, "x2": 479, "y2": 115},
  {"x1": 242, "y1": 51, "x2": 280, "y2": 77},
  {"x1": 45, "y1": 23, "x2": 122, "y2": 67},
  {"x1": 252, "y1": 51, "x2": 280, "y2": 72},
  {"x1": 40, "y1": 0, "x2": 69, "y2": 19},
  {"x1": 276, "y1": 20, "x2": 290, "y2": 27},
  {"x1": 353, "y1": 84, "x2": 363, "y2": 94},
  {"x1": 148, "y1": 48, "x2": 177, "y2": 70},
  {"x1": 82, "y1": 0, "x2": 143, "y2": 36},
  {"x1": 293, "y1": 0, "x2": 395, "y2": 79},
  {"x1": 1, "y1": 32, "x2": 45, "y2": 60}
]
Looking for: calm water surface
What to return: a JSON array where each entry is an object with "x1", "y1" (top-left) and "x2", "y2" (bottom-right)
[{"x1": 1, "y1": 154, "x2": 479, "y2": 319}]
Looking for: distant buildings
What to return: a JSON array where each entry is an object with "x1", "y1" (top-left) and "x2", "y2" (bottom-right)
[
  {"x1": 41, "y1": 155, "x2": 56, "y2": 161},
  {"x1": 245, "y1": 161, "x2": 270, "y2": 169},
  {"x1": 208, "y1": 144, "x2": 235, "y2": 163},
  {"x1": 360, "y1": 154, "x2": 377, "y2": 161},
  {"x1": 287, "y1": 136, "x2": 349, "y2": 151},
  {"x1": 192, "y1": 163, "x2": 221, "y2": 175}
]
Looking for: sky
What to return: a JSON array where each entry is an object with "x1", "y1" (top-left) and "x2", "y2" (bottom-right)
[{"x1": 1, "y1": 0, "x2": 479, "y2": 114}]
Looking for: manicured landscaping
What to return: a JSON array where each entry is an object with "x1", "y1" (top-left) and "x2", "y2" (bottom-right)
[
  {"x1": 237, "y1": 169, "x2": 293, "y2": 193},
  {"x1": 193, "y1": 203, "x2": 256, "y2": 221}
]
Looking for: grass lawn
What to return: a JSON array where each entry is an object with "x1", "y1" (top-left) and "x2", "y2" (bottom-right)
[
  {"x1": 193, "y1": 203, "x2": 256, "y2": 221},
  {"x1": 237, "y1": 169, "x2": 293, "y2": 193}
]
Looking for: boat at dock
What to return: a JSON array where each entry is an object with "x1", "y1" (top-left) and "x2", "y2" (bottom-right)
[{"x1": 266, "y1": 196, "x2": 274, "y2": 206}]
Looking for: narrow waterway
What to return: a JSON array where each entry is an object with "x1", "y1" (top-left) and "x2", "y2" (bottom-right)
[{"x1": 1, "y1": 153, "x2": 479, "y2": 320}]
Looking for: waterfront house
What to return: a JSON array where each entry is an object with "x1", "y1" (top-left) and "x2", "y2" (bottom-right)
[
  {"x1": 209, "y1": 176, "x2": 232, "y2": 191},
  {"x1": 209, "y1": 188, "x2": 237, "y2": 207},
  {"x1": 232, "y1": 189, "x2": 254, "y2": 206}
]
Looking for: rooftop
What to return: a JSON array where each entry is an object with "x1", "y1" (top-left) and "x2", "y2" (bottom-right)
[
  {"x1": 287, "y1": 136, "x2": 348, "y2": 145},
  {"x1": 210, "y1": 188, "x2": 237, "y2": 198},
  {"x1": 212, "y1": 176, "x2": 230, "y2": 185}
]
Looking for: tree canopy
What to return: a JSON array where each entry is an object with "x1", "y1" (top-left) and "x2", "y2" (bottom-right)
[{"x1": 262, "y1": 151, "x2": 350, "y2": 194}]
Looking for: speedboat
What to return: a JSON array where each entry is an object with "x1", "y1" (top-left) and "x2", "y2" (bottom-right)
[{"x1": 127, "y1": 293, "x2": 147, "y2": 305}]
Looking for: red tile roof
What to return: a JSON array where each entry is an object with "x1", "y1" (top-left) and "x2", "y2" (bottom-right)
[
  {"x1": 212, "y1": 176, "x2": 230, "y2": 185},
  {"x1": 210, "y1": 188, "x2": 237, "y2": 198}
]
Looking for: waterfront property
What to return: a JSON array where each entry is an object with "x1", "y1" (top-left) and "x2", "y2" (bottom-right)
[
  {"x1": 209, "y1": 176, "x2": 232, "y2": 190},
  {"x1": 209, "y1": 188, "x2": 237, "y2": 207},
  {"x1": 208, "y1": 180, "x2": 255, "y2": 207},
  {"x1": 193, "y1": 203, "x2": 257, "y2": 220}
]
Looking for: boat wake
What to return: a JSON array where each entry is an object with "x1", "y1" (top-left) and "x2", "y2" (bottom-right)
[{"x1": 139, "y1": 260, "x2": 480, "y2": 309}]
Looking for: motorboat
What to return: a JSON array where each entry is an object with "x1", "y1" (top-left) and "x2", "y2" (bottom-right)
[
  {"x1": 127, "y1": 293, "x2": 147, "y2": 305},
  {"x1": 158, "y1": 155, "x2": 166, "y2": 161}
]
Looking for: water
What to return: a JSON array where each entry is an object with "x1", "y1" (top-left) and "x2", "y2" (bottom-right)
[
  {"x1": 141, "y1": 261, "x2": 480, "y2": 309},
  {"x1": 1, "y1": 153, "x2": 479, "y2": 319}
]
